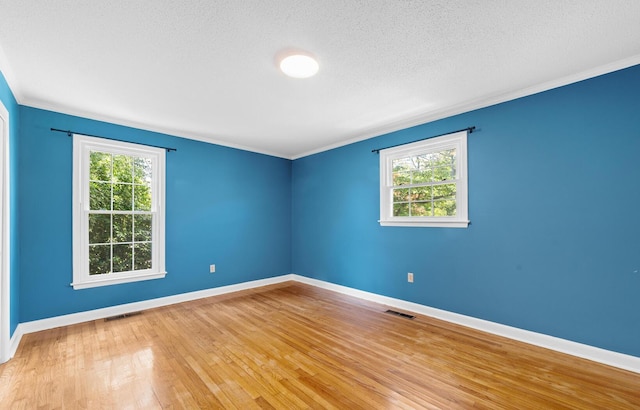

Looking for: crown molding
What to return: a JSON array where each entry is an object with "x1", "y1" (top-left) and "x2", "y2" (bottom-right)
[
  {"x1": 20, "y1": 97, "x2": 291, "y2": 159},
  {"x1": 291, "y1": 54, "x2": 640, "y2": 160},
  {"x1": 3, "y1": 49, "x2": 639, "y2": 161}
]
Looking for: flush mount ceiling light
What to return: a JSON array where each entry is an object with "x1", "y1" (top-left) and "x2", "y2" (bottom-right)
[{"x1": 278, "y1": 52, "x2": 319, "y2": 79}]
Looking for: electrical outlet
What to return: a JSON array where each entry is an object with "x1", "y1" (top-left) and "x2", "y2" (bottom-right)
[
  {"x1": 210, "y1": 264, "x2": 216, "y2": 273},
  {"x1": 408, "y1": 272, "x2": 414, "y2": 283}
]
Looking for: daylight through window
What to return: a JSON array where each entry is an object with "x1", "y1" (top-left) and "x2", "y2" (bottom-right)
[
  {"x1": 379, "y1": 130, "x2": 469, "y2": 228},
  {"x1": 73, "y1": 135, "x2": 166, "y2": 289}
]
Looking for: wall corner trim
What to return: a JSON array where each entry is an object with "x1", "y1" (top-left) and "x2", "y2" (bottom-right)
[{"x1": 290, "y1": 274, "x2": 640, "y2": 374}]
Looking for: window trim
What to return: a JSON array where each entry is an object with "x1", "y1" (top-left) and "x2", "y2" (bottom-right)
[
  {"x1": 379, "y1": 130, "x2": 469, "y2": 228},
  {"x1": 72, "y1": 135, "x2": 166, "y2": 290}
]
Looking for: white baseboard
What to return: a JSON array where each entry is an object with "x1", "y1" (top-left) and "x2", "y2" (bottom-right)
[
  {"x1": 291, "y1": 274, "x2": 640, "y2": 374},
  {"x1": 12, "y1": 273, "x2": 640, "y2": 374},
  {"x1": 17, "y1": 274, "x2": 295, "y2": 335}
]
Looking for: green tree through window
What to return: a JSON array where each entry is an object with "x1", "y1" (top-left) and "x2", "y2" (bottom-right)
[
  {"x1": 87, "y1": 151, "x2": 153, "y2": 275},
  {"x1": 391, "y1": 149, "x2": 457, "y2": 217}
]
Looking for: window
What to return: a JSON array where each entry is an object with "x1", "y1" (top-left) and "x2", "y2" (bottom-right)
[
  {"x1": 72, "y1": 135, "x2": 166, "y2": 289},
  {"x1": 379, "y1": 130, "x2": 469, "y2": 228}
]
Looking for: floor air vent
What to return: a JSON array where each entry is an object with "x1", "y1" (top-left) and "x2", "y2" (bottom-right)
[
  {"x1": 385, "y1": 309, "x2": 415, "y2": 319},
  {"x1": 104, "y1": 311, "x2": 142, "y2": 322}
]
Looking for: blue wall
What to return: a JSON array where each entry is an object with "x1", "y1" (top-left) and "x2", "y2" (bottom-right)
[
  {"x1": 18, "y1": 107, "x2": 291, "y2": 321},
  {"x1": 292, "y1": 64, "x2": 640, "y2": 357},
  {"x1": 5, "y1": 63, "x2": 640, "y2": 359},
  {"x1": 0, "y1": 70, "x2": 19, "y2": 337}
]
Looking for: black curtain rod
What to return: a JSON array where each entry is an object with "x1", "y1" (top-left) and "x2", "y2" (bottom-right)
[
  {"x1": 371, "y1": 126, "x2": 476, "y2": 153},
  {"x1": 51, "y1": 128, "x2": 177, "y2": 152}
]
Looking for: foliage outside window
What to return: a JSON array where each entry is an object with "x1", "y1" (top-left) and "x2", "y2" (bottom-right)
[
  {"x1": 379, "y1": 130, "x2": 469, "y2": 227},
  {"x1": 73, "y1": 135, "x2": 166, "y2": 289}
]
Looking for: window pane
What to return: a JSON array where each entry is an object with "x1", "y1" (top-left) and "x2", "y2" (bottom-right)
[
  {"x1": 427, "y1": 149, "x2": 456, "y2": 167},
  {"x1": 392, "y1": 157, "x2": 413, "y2": 171},
  {"x1": 134, "y1": 243, "x2": 152, "y2": 271},
  {"x1": 434, "y1": 200, "x2": 457, "y2": 216},
  {"x1": 89, "y1": 214, "x2": 111, "y2": 244},
  {"x1": 89, "y1": 182, "x2": 111, "y2": 210},
  {"x1": 134, "y1": 214, "x2": 152, "y2": 242},
  {"x1": 89, "y1": 244, "x2": 111, "y2": 275},
  {"x1": 112, "y1": 155, "x2": 133, "y2": 183},
  {"x1": 134, "y1": 157, "x2": 153, "y2": 184},
  {"x1": 412, "y1": 169, "x2": 433, "y2": 183},
  {"x1": 393, "y1": 203, "x2": 409, "y2": 216},
  {"x1": 113, "y1": 183, "x2": 133, "y2": 211},
  {"x1": 433, "y1": 183, "x2": 456, "y2": 200},
  {"x1": 411, "y1": 186, "x2": 432, "y2": 201},
  {"x1": 392, "y1": 171, "x2": 410, "y2": 186},
  {"x1": 393, "y1": 188, "x2": 409, "y2": 203},
  {"x1": 414, "y1": 154, "x2": 430, "y2": 170},
  {"x1": 432, "y1": 165, "x2": 455, "y2": 181},
  {"x1": 89, "y1": 151, "x2": 111, "y2": 182},
  {"x1": 134, "y1": 184, "x2": 152, "y2": 211},
  {"x1": 411, "y1": 202, "x2": 432, "y2": 216},
  {"x1": 112, "y1": 244, "x2": 133, "y2": 273},
  {"x1": 113, "y1": 214, "x2": 133, "y2": 243}
]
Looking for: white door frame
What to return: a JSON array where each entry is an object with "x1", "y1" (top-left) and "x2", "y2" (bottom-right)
[{"x1": 0, "y1": 100, "x2": 10, "y2": 363}]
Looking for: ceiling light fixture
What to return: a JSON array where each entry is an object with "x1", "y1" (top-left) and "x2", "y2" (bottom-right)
[{"x1": 278, "y1": 52, "x2": 319, "y2": 79}]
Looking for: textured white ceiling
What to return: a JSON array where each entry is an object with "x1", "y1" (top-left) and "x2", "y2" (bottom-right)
[{"x1": 0, "y1": 1, "x2": 639, "y2": 159}]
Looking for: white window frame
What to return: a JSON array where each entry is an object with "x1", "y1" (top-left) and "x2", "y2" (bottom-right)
[
  {"x1": 379, "y1": 130, "x2": 469, "y2": 228},
  {"x1": 72, "y1": 135, "x2": 166, "y2": 290}
]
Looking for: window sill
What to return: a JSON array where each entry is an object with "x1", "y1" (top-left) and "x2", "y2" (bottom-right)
[
  {"x1": 71, "y1": 271, "x2": 167, "y2": 290},
  {"x1": 379, "y1": 219, "x2": 470, "y2": 228}
]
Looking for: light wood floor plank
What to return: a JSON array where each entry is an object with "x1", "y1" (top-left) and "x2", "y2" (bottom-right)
[{"x1": 1, "y1": 282, "x2": 638, "y2": 409}]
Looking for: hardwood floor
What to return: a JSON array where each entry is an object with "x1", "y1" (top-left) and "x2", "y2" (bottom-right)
[{"x1": 1, "y1": 282, "x2": 638, "y2": 409}]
